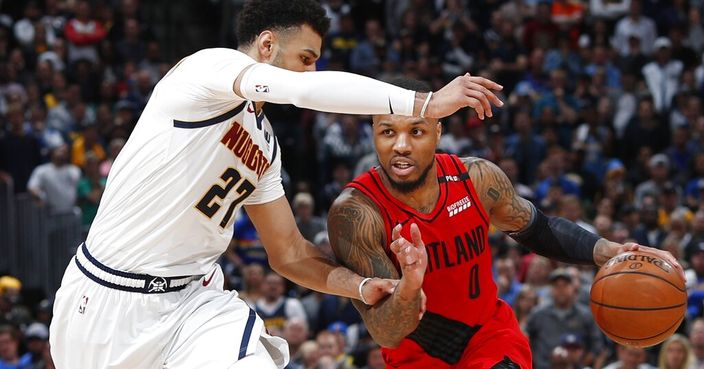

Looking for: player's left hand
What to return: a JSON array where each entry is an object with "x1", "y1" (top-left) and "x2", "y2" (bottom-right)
[
  {"x1": 361, "y1": 278, "x2": 399, "y2": 306},
  {"x1": 596, "y1": 241, "x2": 685, "y2": 280}
]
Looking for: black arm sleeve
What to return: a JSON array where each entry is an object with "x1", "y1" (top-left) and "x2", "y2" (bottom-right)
[{"x1": 507, "y1": 204, "x2": 601, "y2": 265}]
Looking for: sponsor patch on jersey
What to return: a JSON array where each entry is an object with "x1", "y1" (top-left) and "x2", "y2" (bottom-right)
[
  {"x1": 447, "y1": 196, "x2": 471, "y2": 217},
  {"x1": 255, "y1": 85, "x2": 269, "y2": 93}
]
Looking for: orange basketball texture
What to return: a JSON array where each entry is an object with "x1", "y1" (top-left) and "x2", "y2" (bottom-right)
[{"x1": 590, "y1": 250, "x2": 686, "y2": 348}]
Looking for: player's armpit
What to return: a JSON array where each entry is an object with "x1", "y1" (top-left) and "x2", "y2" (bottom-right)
[
  {"x1": 328, "y1": 189, "x2": 422, "y2": 348},
  {"x1": 461, "y1": 157, "x2": 533, "y2": 232}
]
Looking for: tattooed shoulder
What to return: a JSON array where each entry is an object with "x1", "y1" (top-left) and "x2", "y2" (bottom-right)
[{"x1": 327, "y1": 189, "x2": 399, "y2": 279}]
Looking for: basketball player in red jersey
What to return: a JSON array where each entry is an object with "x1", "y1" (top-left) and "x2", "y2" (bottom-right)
[{"x1": 327, "y1": 79, "x2": 683, "y2": 369}]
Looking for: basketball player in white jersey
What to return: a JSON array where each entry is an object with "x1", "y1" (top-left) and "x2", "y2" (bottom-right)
[{"x1": 49, "y1": 1, "x2": 504, "y2": 368}]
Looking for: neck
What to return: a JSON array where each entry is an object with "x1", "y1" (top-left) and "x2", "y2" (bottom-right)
[{"x1": 379, "y1": 162, "x2": 439, "y2": 214}]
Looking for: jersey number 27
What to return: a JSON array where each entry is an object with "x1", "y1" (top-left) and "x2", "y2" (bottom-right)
[{"x1": 196, "y1": 167, "x2": 255, "y2": 227}]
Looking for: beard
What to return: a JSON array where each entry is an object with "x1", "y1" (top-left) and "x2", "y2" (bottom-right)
[{"x1": 379, "y1": 160, "x2": 434, "y2": 194}]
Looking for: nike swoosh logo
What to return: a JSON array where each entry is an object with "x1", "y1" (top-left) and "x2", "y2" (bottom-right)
[
  {"x1": 388, "y1": 97, "x2": 394, "y2": 114},
  {"x1": 202, "y1": 270, "x2": 216, "y2": 287}
]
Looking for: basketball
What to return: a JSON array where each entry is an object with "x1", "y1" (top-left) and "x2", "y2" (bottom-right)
[{"x1": 590, "y1": 250, "x2": 686, "y2": 348}]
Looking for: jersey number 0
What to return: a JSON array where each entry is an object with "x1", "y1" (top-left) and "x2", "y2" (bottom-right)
[{"x1": 196, "y1": 167, "x2": 255, "y2": 227}]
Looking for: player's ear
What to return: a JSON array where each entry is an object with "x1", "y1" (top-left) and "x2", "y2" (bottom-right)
[{"x1": 256, "y1": 30, "x2": 276, "y2": 61}]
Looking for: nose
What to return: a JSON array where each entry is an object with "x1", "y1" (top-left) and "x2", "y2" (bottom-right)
[{"x1": 393, "y1": 133, "x2": 411, "y2": 155}]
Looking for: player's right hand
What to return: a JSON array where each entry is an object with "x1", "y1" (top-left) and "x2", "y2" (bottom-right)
[
  {"x1": 424, "y1": 73, "x2": 504, "y2": 120},
  {"x1": 390, "y1": 223, "x2": 428, "y2": 291}
]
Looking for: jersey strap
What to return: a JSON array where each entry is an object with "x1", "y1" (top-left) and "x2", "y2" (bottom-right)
[{"x1": 173, "y1": 101, "x2": 246, "y2": 129}]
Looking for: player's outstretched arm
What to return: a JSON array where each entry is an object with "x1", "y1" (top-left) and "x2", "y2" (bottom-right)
[
  {"x1": 461, "y1": 157, "x2": 683, "y2": 273},
  {"x1": 234, "y1": 64, "x2": 503, "y2": 120},
  {"x1": 245, "y1": 196, "x2": 395, "y2": 306},
  {"x1": 327, "y1": 189, "x2": 425, "y2": 348}
]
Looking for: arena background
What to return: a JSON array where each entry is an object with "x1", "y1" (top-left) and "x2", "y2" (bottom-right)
[{"x1": 0, "y1": 0, "x2": 703, "y2": 368}]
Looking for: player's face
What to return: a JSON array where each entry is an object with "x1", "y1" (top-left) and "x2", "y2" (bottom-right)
[
  {"x1": 271, "y1": 24, "x2": 321, "y2": 72},
  {"x1": 373, "y1": 114, "x2": 441, "y2": 193}
]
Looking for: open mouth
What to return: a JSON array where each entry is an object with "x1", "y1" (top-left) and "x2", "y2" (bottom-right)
[{"x1": 391, "y1": 160, "x2": 415, "y2": 177}]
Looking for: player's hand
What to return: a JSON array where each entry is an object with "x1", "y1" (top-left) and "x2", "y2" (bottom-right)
[
  {"x1": 361, "y1": 278, "x2": 399, "y2": 306},
  {"x1": 424, "y1": 73, "x2": 503, "y2": 120},
  {"x1": 596, "y1": 241, "x2": 685, "y2": 280},
  {"x1": 389, "y1": 223, "x2": 428, "y2": 290}
]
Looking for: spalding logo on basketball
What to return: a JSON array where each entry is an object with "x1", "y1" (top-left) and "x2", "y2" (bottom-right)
[{"x1": 591, "y1": 250, "x2": 686, "y2": 348}]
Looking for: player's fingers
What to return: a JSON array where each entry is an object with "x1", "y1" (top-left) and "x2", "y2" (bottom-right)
[
  {"x1": 389, "y1": 237, "x2": 405, "y2": 254},
  {"x1": 465, "y1": 78, "x2": 504, "y2": 109},
  {"x1": 462, "y1": 81, "x2": 492, "y2": 118},
  {"x1": 467, "y1": 74, "x2": 504, "y2": 92},
  {"x1": 410, "y1": 223, "x2": 424, "y2": 248},
  {"x1": 391, "y1": 223, "x2": 402, "y2": 241}
]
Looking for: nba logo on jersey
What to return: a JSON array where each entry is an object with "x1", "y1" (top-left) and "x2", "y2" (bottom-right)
[
  {"x1": 255, "y1": 84, "x2": 269, "y2": 93},
  {"x1": 447, "y1": 196, "x2": 472, "y2": 217}
]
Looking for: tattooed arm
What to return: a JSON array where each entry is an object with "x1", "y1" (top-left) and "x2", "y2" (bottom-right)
[
  {"x1": 328, "y1": 188, "x2": 424, "y2": 348},
  {"x1": 461, "y1": 157, "x2": 683, "y2": 272}
]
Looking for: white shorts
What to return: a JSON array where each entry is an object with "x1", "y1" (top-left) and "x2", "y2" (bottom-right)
[{"x1": 49, "y1": 245, "x2": 289, "y2": 369}]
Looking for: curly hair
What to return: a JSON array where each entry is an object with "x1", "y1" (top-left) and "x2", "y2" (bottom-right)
[{"x1": 237, "y1": 0, "x2": 330, "y2": 46}]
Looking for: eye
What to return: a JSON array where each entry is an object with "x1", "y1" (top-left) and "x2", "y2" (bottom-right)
[
  {"x1": 301, "y1": 56, "x2": 311, "y2": 65},
  {"x1": 412, "y1": 128, "x2": 424, "y2": 136},
  {"x1": 381, "y1": 129, "x2": 393, "y2": 136}
]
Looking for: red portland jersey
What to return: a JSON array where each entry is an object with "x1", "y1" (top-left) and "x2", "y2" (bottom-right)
[{"x1": 347, "y1": 154, "x2": 499, "y2": 365}]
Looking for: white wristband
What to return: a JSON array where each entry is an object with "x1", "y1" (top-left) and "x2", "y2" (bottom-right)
[
  {"x1": 420, "y1": 91, "x2": 433, "y2": 118},
  {"x1": 358, "y1": 277, "x2": 373, "y2": 305}
]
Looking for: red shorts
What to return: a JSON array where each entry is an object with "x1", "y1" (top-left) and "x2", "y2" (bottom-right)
[{"x1": 382, "y1": 300, "x2": 532, "y2": 369}]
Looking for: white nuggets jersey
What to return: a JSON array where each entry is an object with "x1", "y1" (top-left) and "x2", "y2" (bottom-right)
[{"x1": 86, "y1": 48, "x2": 284, "y2": 276}]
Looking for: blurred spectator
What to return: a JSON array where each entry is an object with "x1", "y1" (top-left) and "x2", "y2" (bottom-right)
[
  {"x1": 496, "y1": 257, "x2": 522, "y2": 306},
  {"x1": 0, "y1": 325, "x2": 31, "y2": 369},
  {"x1": 685, "y1": 240, "x2": 704, "y2": 318},
  {"x1": 438, "y1": 114, "x2": 471, "y2": 155},
  {"x1": 99, "y1": 138, "x2": 125, "y2": 177},
  {"x1": 360, "y1": 345, "x2": 385, "y2": 369},
  {"x1": 27, "y1": 144, "x2": 80, "y2": 214},
  {"x1": 23, "y1": 322, "x2": 50, "y2": 369},
  {"x1": 321, "y1": 163, "x2": 351, "y2": 214},
  {"x1": 505, "y1": 110, "x2": 546, "y2": 185},
  {"x1": 686, "y1": 9, "x2": 703, "y2": 54},
  {"x1": 299, "y1": 340, "x2": 321, "y2": 369},
  {"x1": 657, "y1": 334, "x2": 695, "y2": 369},
  {"x1": 0, "y1": 103, "x2": 41, "y2": 193},
  {"x1": 283, "y1": 317, "x2": 310, "y2": 369},
  {"x1": 293, "y1": 192, "x2": 326, "y2": 243},
  {"x1": 71, "y1": 122, "x2": 105, "y2": 169},
  {"x1": 642, "y1": 38, "x2": 683, "y2": 113},
  {"x1": 631, "y1": 203, "x2": 667, "y2": 248},
  {"x1": 349, "y1": 19, "x2": 385, "y2": 76},
  {"x1": 238, "y1": 263, "x2": 265, "y2": 308},
  {"x1": 77, "y1": 153, "x2": 106, "y2": 229},
  {"x1": 316, "y1": 330, "x2": 356, "y2": 369},
  {"x1": 603, "y1": 345, "x2": 656, "y2": 369},
  {"x1": 255, "y1": 272, "x2": 308, "y2": 337},
  {"x1": 589, "y1": 0, "x2": 630, "y2": 20},
  {"x1": 634, "y1": 154, "x2": 673, "y2": 207},
  {"x1": 523, "y1": 2, "x2": 559, "y2": 51},
  {"x1": 559, "y1": 333, "x2": 588, "y2": 369},
  {"x1": 322, "y1": 115, "x2": 372, "y2": 178},
  {"x1": 64, "y1": 0, "x2": 107, "y2": 65},
  {"x1": 514, "y1": 284, "x2": 539, "y2": 334},
  {"x1": 613, "y1": 0, "x2": 657, "y2": 57},
  {"x1": 499, "y1": 157, "x2": 535, "y2": 201},
  {"x1": 688, "y1": 319, "x2": 704, "y2": 367},
  {"x1": 558, "y1": 195, "x2": 597, "y2": 234},
  {"x1": 527, "y1": 268, "x2": 604, "y2": 369}
]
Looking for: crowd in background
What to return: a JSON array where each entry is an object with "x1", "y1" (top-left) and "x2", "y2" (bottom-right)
[{"x1": 1, "y1": 0, "x2": 704, "y2": 368}]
